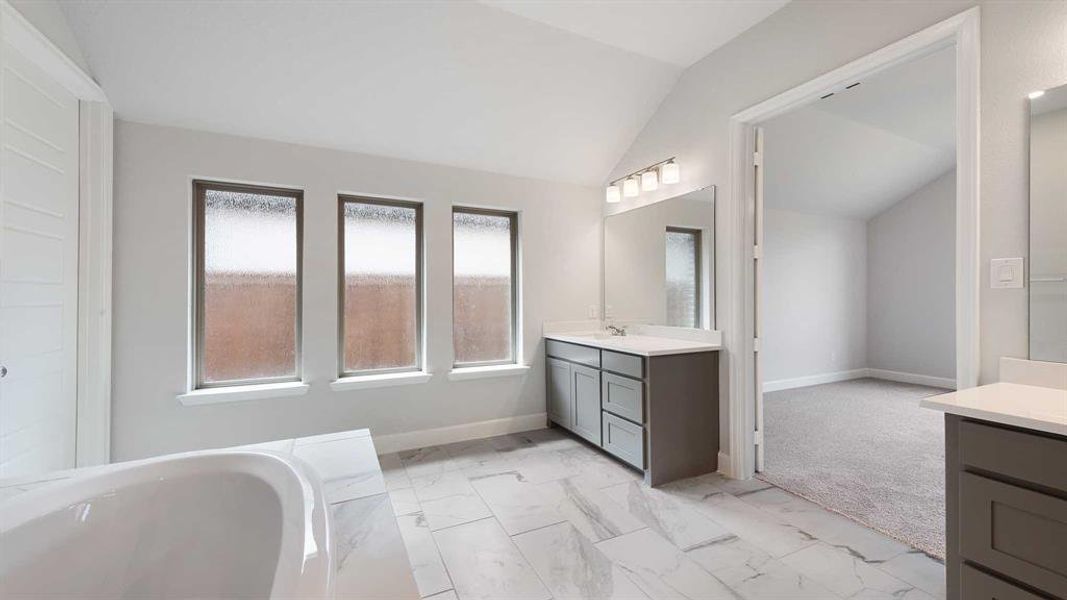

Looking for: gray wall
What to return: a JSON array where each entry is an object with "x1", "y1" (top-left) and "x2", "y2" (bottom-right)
[
  {"x1": 868, "y1": 170, "x2": 957, "y2": 379},
  {"x1": 605, "y1": 0, "x2": 1067, "y2": 450},
  {"x1": 761, "y1": 209, "x2": 869, "y2": 384},
  {"x1": 112, "y1": 120, "x2": 602, "y2": 460}
]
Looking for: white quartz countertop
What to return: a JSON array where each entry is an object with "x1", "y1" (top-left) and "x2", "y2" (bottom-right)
[
  {"x1": 920, "y1": 382, "x2": 1067, "y2": 437},
  {"x1": 544, "y1": 332, "x2": 721, "y2": 356}
]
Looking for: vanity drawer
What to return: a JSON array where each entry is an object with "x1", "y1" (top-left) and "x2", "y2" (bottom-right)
[
  {"x1": 602, "y1": 372, "x2": 644, "y2": 424},
  {"x1": 959, "y1": 472, "x2": 1067, "y2": 598},
  {"x1": 959, "y1": 420, "x2": 1067, "y2": 492},
  {"x1": 602, "y1": 350, "x2": 643, "y2": 379},
  {"x1": 602, "y1": 412, "x2": 644, "y2": 469},
  {"x1": 961, "y1": 565, "x2": 1046, "y2": 600},
  {"x1": 545, "y1": 340, "x2": 600, "y2": 368}
]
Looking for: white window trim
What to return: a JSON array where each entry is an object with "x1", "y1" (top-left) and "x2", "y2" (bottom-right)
[
  {"x1": 177, "y1": 381, "x2": 310, "y2": 406},
  {"x1": 331, "y1": 371, "x2": 432, "y2": 391},
  {"x1": 448, "y1": 364, "x2": 530, "y2": 381}
]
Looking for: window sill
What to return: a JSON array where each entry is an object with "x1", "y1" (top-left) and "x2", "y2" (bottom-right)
[
  {"x1": 177, "y1": 381, "x2": 310, "y2": 406},
  {"x1": 448, "y1": 364, "x2": 530, "y2": 381},
  {"x1": 330, "y1": 371, "x2": 432, "y2": 392}
]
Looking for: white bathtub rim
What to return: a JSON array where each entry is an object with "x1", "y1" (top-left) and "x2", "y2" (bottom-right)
[{"x1": 0, "y1": 449, "x2": 333, "y2": 599}]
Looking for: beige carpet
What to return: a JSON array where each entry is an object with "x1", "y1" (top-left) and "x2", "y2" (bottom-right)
[{"x1": 758, "y1": 377, "x2": 947, "y2": 558}]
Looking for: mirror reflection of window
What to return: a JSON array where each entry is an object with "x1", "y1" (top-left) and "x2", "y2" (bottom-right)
[{"x1": 665, "y1": 227, "x2": 701, "y2": 328}]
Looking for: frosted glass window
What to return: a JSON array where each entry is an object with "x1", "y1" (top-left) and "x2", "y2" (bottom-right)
[
  {"x1": 453, "y1": 208, "x2": 517, "y2": 365},
  {"x1": 195, "y1": 182, "x2": 302, "y2": 387},
  {"x1": 340, "y1": 198, "x2": 422, "y2": 374},
  {"x1": 666, "y1": 227, "x2": 700, "y2": 328}
]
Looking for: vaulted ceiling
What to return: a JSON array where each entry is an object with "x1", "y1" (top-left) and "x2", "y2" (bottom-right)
[
  {"x1": 763, "y1": 46, "x2": 956, "y2": 219},
  {"x1": 60, "y1": 0, "x2": 788, "y2": 186}
]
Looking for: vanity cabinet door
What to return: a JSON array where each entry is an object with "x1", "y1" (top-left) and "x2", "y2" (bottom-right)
[
  {"x1": 602, "y1": 372, "x2": 644, "y2": 424},
  {"x1": 547, "y1": 357, "x2": 574, "y2": 429},
  {"x1": 571, "y1": 364, "x2": 602, "y2": 445},
  {"x1": 959, "y1": 472, "x2": 1067, "y2": 598},
  {"x1": 961, "y1": 565, "x2": 1046, "y2": 600}
]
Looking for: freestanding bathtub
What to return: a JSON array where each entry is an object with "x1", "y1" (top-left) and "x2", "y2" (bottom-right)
[{"x1": 0, "y1": 450, "x2": 333, "y2": 599}]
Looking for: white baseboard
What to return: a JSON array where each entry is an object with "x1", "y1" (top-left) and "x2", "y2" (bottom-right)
[
  {"x1": 372, "y1": 413, "x2": 547, "y2": 455},
  {"x1": 867, "y1": 368, "x2": 955, "y2": 390},
  {"x1": 717, "y1": 451, "x2": 732, "y2": 478},
  {"x1": 763, "y1": 369, "x2": 868, "y2": 392},
  {"x1": 763, "y1": 367, "x2": 956, "y2": 392}
]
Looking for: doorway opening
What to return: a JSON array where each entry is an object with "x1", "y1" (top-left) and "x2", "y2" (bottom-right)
[
  {"x1": 756, "y1": 46, "x2": 956, "y2": 557},
  {"x1": 722, "y1": 8, "x2": 981, "y2": 560}
]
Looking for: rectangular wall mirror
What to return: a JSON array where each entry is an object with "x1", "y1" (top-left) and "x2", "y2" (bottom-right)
[
  {"x1": 604, "y1": 186, "x2": 715, "y2": 329},
  {"x1": 1029, "y1": 83, "x2": 1067, "y2": 363}
]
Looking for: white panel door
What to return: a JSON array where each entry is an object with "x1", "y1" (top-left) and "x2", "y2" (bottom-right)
[{"x1": 0, "y1": 40, "x2": 80, "y2": 478}]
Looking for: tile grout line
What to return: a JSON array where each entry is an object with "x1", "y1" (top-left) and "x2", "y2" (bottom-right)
[
  {"x1": 427, "y1": 513, "x2": 496, "y2": 534},
  {"x1": 425, "y1": 515, "x2": 458, "y2": 598},
  {"x1": 507, "y1": 517, "x2": 570, "y2": 539}
]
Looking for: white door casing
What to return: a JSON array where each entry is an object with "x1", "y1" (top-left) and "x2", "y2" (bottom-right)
[
  {"x1": 0, "y1": 39, "x2": 80, "y2": 477},
  {"x1": 724, "y1": 7, "x2": 980, "y2": 480}
]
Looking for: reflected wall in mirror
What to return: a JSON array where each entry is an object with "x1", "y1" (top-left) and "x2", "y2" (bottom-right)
[
  {"x1": 1029, "y1": 83, "x2": 1067, "y2": 363},
  {"x1": 604, "y1": 186, "x2": 715, "y2": 329}
]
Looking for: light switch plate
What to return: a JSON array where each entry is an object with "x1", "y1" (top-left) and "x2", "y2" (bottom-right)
[{"x1": 990, "y1": 257, "x2": 1024, "y2": 289}]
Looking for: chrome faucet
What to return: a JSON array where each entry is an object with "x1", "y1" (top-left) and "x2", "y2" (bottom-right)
[{"x1": 606, "y1": 324, "x2": 627, "y2": 337}]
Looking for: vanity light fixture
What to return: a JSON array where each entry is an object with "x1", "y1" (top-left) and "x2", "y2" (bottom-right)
[
  {"x1": 661, "y1": 160, "x2": 680, "y2": 184},
  {"x1": 604, "y1": 157, "x2": 679, "y2": 203},
  {"x1": 1028, "y1": 90, "x2": 1046, "y2": 99},
  {"x1": 641, "y1": 170, "x2": 659, "y2": 191},
  {"x1": 605, "y1": 183, "x2": 621, "y2": 203}
]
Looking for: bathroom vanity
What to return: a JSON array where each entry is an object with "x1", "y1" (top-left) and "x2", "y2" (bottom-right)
[
  {"x1": 922, "y1": 383, "x2": 1067, "y2": 600},
  {"x1": 543, "y1": 332, "x2": 720, "y2": 486}
]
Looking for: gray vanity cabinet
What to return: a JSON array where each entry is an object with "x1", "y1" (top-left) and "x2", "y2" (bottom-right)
[
  {"x1": 546, "y1": 357, "x2": 573, "y2": 429},
  {"x1": 945, "y1": 415, "x2": 1067, "y2": 600},
  {"x1": 545, "y1": 337, "x2": 719, "y2": 486},
  {"x1": 571, "y1": 364, "x2": 602, "y2": 445}
]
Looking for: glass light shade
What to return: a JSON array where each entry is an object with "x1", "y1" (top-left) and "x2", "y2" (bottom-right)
[
  {"x1": 641, "y1": 170, "x2": 659, "y2": 191},
  {"x1": 623, "y1": 176, "x2": 640, "y2": 198},
  {"x1": 605, "y1": 184, "x2": 621, "y2": 203},
  {"x1": 1028, "y1": 90, "x2": 1045, "y2": 99},
  {"x1": 661, "y1": 161, "x2": 680, "y2": 184}
]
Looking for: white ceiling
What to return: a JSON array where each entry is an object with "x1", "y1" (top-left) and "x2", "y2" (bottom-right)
[
  {"x1": 60, "y1": 0, "x2": 788, "y2": 186},
  {"x1": 763, "y1": 46, "x2": 956, "y2": 219},
  {"x1": 480, "y1": 0, "x2": 790, "y2": 67}
]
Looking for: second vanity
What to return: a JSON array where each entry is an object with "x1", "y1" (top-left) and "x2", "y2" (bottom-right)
[
  {"x1": 922, "y1": 376, "x2": 1067, "y2": 600},
  {"x1": 543, "y1": 330, "x2": 720, "y2": 486}
]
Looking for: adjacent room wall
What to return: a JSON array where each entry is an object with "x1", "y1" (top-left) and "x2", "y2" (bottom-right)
[
  {"x1": 604, "y1": 0, "x2": 1067, "y2": 451},
  {"x1": 111, "y1": 120, "x2": 602, "y2": 461},
  {"x1": 868, "y1": 170, "x2": 957, "y2": 382},
  {"x1": 761, "y1": 171, "x2": 956, "y2": 391},
  {"x1": 761, "y1": 209, "x2": 868, "y2": 388}
]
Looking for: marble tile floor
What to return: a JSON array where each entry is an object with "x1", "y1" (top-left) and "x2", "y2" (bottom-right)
[{"x1": 381, "y1": 427, "x2": 947, "y2": 600}]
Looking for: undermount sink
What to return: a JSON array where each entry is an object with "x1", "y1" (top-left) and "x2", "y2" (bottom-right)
[{"x1": 569, "y1": 331, "x2": 624, "y2": 340}]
